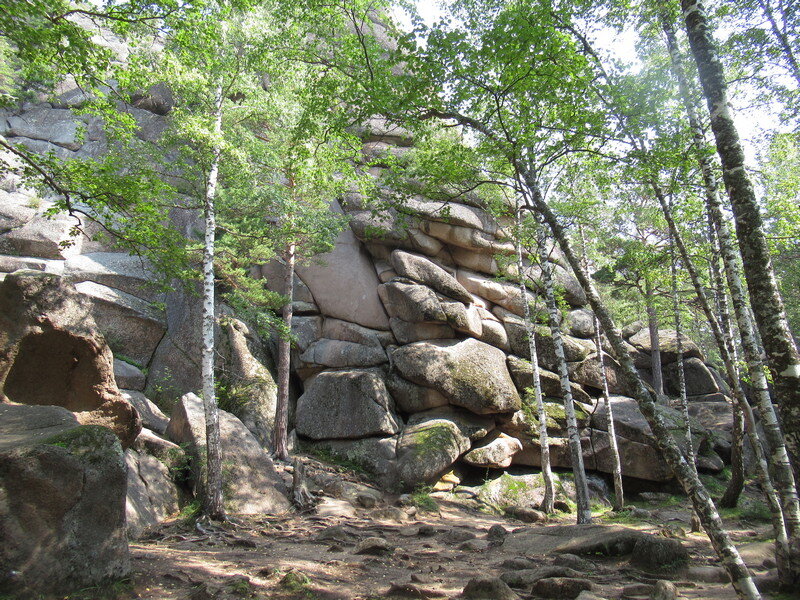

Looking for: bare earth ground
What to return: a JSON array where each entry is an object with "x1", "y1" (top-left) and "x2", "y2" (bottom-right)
[
  {"x1": 62, "y1": 454, "x2": 788, "y2": 600},
  {"x1": 104, "y1": 463, "x2": 791, "y2": 600}
]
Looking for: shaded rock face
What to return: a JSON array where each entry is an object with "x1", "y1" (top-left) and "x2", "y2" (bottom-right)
[
  {"x1": 0, "y1": 272, "x2": 141, "y2": 447},
  {"x1": 0, "y1": 405, "x2": 129, "y2": 597},
  {"x1": 166, "y1": 393, "x2": 291, "y2": 514}
]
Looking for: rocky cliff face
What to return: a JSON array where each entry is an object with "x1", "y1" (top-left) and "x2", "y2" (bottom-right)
[{"x1": 0, "y1": 90, "x2": 734, "y2": 493}]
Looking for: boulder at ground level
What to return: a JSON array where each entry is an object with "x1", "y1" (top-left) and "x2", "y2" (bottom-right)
[
  {"x1": 0, "y1": 407, "x2": 129, "y2": 597},
  {"x1": 165, "y1": 393, "x2": 291, "y2": 514},
  {"x1": 125, "y1": 448, "x2": 179, "y2": 539}
]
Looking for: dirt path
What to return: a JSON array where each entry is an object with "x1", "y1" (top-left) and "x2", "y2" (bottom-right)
[{"x1": 123, "y1": 497, "x2": 780, "y2": 600}]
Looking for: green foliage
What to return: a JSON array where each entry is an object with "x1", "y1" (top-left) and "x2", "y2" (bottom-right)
[
  {"x1": 409, "y1": 485, "x2": 439, "y2": 512},
  {"x1": 279, "y1": 570, "x2": 312, "y2": 592}
]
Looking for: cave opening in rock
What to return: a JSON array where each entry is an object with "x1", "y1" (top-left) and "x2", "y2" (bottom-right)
[{"x1": 4, "y1": 330, "x2": 104, "y2": 411}]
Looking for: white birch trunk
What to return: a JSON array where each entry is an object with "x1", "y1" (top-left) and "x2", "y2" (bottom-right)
[
  {"x1": 515, "y1": 209, "x2": 555, "y2": 514},
  {"x1": 201, "y1": 81, "x2": 225, "y2": 520},
  {"x1": 537, "y1": 228, "x2": 591, "y2": 524}
]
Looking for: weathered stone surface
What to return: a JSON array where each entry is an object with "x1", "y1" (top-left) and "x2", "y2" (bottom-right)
[
  {"x1": 461, "y1": 577, "x2": 519, "y2": 600},
  {"x1": 501, "y1": 315, "x2": 593, "y2": 369},
  {"x1": 75, "y1": 280, "x2": 166, "y2": 366},
  {"x1": 0, "y1": 272, "x2": 141, "y2": 447},
  {"x1": 506, "y1": 355, "x2": 592, "y2": 404},
  {"x1": 477, "y1": 308, "x2": 511, "y2": 351},
  {"x1": 451, "y1": 246, "x2": 500, "y2": 274},
  {"x1": 663, "y1": 357, "x2": 719, "y2": 397},
  {"x1": 165, "y1": 393, "x2": 291, "y2": 514},
  {"x1": 389, "y1": 317, "x2": 454, "y2": 344},
  {"x1": 303, "y1": 437, "x2": 398, "y2": 485},
  {"x1": 0, "y1": 411, "x2": 129, "y2": 597},
  {"x1": 121, "y1": 390, "x2": 168, "y2": 435},
  {"x1": 531, "y1": 577, "x2": 592, "y2": 599},
  {"x1": 379, "y1": 280, "x2": 447, "y2": 323},
  {"x1": 64, "y1": 252, "x2": 161, "y2": 302},
  {"x1": 300, "y1": 338, "x2": 387, "y2": 368},
  {"x1": 255, "y1": 259, "x2": 316, "y2": 305},
  {"x1": 396, "y1": 407, "x2": 494, "y2": 489},
  {"x1": 421, "y1": 220, "x2": 516, "y2": 256},
  {"x1": 463, "y1": 432, "x2": 523, "y2": 468},
  {"x1": 391, "y1": 250, "x2": 473, "y2": 303},
  {"x1": 114, "y1": 358, "x2": 146, "y2": 391},
  {"x1": 456, "y1": 268, "x2": 537, "y2": 316},
  {"x1": 553, "y1": 525, "x2": 647, "y2": 556},
  {"x1": 385, "y1": 373, "x2": 450, "y2": 414},
  {"x1": 0, "y1": 201, "x2": 83, "y2": 259},
  {"x1": 217, "y1": 318, "x2": 280, "y2": 449},
  {"x1": 295, "y1": 201, "x2": 390, "y2": 330},
  {"x1": 132, "y1": 427, "x2": 184, "y2": 467},
  {"x1": 568, "y1": 353, "x2": 632, "y2": 396},
  {"x1": 566, "y1": 308, "x2": 596, "y2": 339},
  {"x1": 440, "y1": 299, "x2": 483, "y2": 337},
  {"x1": 322, "y1": 317, "x2": 395, "y2": 347},
  {"x1": 629, "y1": 536, "x2": 689, "y2": 572},
  {"x1": 295, "y1": 369, "x2": 401, "y2": 440},
  {"x1": 291, "y1": 316, "x2": 323, "y2": 352},
  {"x1": 125, "y1": 448, "x2": 179, "y2": 539},
  {"x1": 392, "y1": 339, "x2": 520, "y2": 415},
  {"x1": 0, "y1": 254, "x2": 63, "y2": 274},
  {"x1": 628, "y1": 329, "x2": 704, "y2": 365}
]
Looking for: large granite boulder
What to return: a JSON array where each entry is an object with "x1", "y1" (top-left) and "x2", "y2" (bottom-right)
[
  {"x1": 294, "y1": 369, "x2": 401, "y2": 440},
  {"x1": 0, "y1": 271, "x2": 141, "y2": 447},
  {"x1": 391, "y1": 338, "x2": 521, "y2": 415},
  {"x1": 165, "y1": 393, "x2": 291, "y2": 514},
  {"x1": 628, "y1": 329, "x2": 704, "y2": 365},
  {"x1": 390, "y1": 250, "x2": 472, "y2": 303},
  {"x1": 396, "y1": 407, "x2": 494, "y2": 489},
  {"x1": 64, "y1": 252, "x2": 161, "y2": 302},
  {"x1": 218, "y1": 318, "x2": 279, "y2": 448},
  {"x1": 74, "y1": 280, "x2": 166, "y2": 366},
  {"x1": 663, "y1": 357, "x2": 721, "y2": 397},
  {"x1": 125, "y1": 448, "x2": 179, "y2": 539},
  {"x1": 295, "y1": 201, "x2": 390, "y2": 330},
  {"x1": 0, "y1": 404, "x2": 129, "y2": 596}
]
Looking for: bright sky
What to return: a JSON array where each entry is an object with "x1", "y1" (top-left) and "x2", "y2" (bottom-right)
[{"x1": 390, "y1": 0, "x2": 771, "y2": 165}]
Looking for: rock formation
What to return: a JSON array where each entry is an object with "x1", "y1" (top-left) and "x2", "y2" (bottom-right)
[{"x1": 0, "y1": 87, "x2": 734, "y2": 498}]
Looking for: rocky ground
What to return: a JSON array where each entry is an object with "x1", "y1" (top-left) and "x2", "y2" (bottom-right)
[{"x1": 59, "y1": 458, "x2": 785, "y2": 600}]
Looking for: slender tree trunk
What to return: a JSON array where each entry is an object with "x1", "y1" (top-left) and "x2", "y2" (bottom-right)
[
  {"x1": 518, "y1": 175, "x2": 761, "y2": 600},
  {"x1": 201, "y1": 82, "x2": 225, "y2": 520},
  {"x1": 273, "y1": 241, "x2": 295, "y2": 462},
  {"x1": 681, "y1": 0, "x2": 800, "y2": 485},
  {"x1": 515, "y1": 210, "x2": 555, "y2": 514},
  {"x1": 537, "y1": 227, "x2": 591, "y2": 524},
  {"x1": 645, "y1": 278, "x2": 664, "y2": 398},
  {"x1": 662, "y1": 7, "x2": 800, "y2": 544},
  {"x1": 721, "y1": 404, "x2": 745, "y2": 508},
  {"x1": 669, "y1": 232, "x2": 701, "y2": 531},
  {"x1": 756, "y1": 0, "x2": 800, "y2": 88},
  {"x1": 580, "y1": 226, "x2": 624, "y2": 511}
]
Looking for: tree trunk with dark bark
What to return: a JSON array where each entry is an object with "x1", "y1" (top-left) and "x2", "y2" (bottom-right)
[
  {"x1": 272, "y1": 241, "x2": 296, "y2": 462},
  {"x1": 681, "y1": 0, "x2": 800, "y2": 486}
]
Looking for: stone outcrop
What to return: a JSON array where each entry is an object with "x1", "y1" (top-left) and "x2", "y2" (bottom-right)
[
  {"x1": 165, "y1": 393, "x2": 291, "y2": 514},
  {"x1": 0, "y1": 93, "x2": 735, "y2": 495},
  {"x1": 0, "y1": 404, "x2": 129, "y2": 596},
  {"x1": 0, "y1": 272, "x2": 141, "y2": 447}
]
